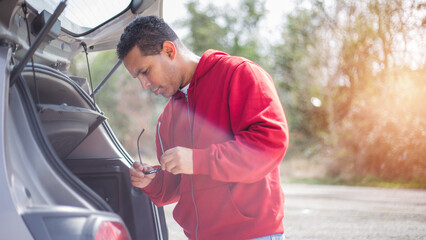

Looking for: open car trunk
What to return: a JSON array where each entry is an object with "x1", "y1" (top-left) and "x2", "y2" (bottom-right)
[
  {"x1": 0, "y1": 0, "x2": 168, "y2": 238},
  {"x1": 20, "y1": 64, "x2": 168, "y2": 240}
]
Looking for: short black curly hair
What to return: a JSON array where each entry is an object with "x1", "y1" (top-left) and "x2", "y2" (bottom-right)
[{"x1": 116, "y1": 16, "x2": 178, "y2": 59}]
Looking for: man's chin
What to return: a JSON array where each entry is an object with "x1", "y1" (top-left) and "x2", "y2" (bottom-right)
[
  {"x1": 161, "y1": 92, "x2": 172, "y2": 98},
  {"x1": 161, "y1": 90, "x2": 179, "y2": 98}
]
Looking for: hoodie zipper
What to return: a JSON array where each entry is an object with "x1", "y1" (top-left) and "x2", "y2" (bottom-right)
[{"x1": 185, "y1": 92, "x2": 199, "y2": 240}]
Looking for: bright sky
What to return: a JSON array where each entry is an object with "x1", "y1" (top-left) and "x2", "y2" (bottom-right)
[
  {"x1": 162, "y1": 0, "x2": 295, "y2": 45},
  {"x1": 28, "y1": 0, "x2": 293, "y2": 44}
]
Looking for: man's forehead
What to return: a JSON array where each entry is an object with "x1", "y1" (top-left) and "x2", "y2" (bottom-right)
[
  {"x1": 124, "y1": 48, "x2": 149, "y2": 71},
  {"x1": 123, "y1": 52, "x2": 145, "y2": 78}
]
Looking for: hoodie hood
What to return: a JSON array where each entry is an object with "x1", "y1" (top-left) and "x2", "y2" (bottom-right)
[{"x1": 191, "y1": 49, "x2": 229, "y2": 83}]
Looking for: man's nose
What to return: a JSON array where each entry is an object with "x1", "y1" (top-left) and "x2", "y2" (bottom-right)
[{"x1": 138, "y1": 76, "x2": 151, "y2": 89}]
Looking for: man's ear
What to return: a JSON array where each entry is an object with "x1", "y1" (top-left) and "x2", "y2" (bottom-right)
[{"x1": 162, "y1": 41, "x2": 176, "y2": 60}]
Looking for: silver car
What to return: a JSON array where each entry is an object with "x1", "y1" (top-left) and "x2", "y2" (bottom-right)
[{"x1": 0, "y1": 0, "x2": 167, "y2": 239}]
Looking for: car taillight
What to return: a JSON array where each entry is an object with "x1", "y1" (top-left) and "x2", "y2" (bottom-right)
[{"x1": 95, "y1": 221, "x2": 130, "y2": 240}]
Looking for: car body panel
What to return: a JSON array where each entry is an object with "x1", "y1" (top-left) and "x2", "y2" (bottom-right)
[
  {"x1": 0, "y1": 46, "x2": 34, "y2": 240},
  {"x1": 0, "y1": 0, "x2": 168, "y2": 239}
]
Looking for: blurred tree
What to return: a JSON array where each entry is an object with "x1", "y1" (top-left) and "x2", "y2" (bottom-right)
[
  {"x1": 181, "y1": 0, "x2": 267, "y2": 65},
  {"x1": 68, "y1": 0, "x2": 425, "y2": 184},
  {"x1": 184, "y1": 1, "x2": 227, "y2": 55},
  {"x1": 272, "y1": 6, "x2": 329, "y2": 157},
  {"x1": 324, "y1": 0, "x2": 425, "y2": 181},
  {"x1": 273, "y1": 0, "x2": 426, "y2": 182},
  {"x1": 221, "y1": 0, "x2": 266, "y2": 63}
]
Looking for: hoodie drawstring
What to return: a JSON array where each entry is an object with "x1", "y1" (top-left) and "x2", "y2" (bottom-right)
[{"x1": 185, "y1": 92, "x2": 199, "y2": 240}]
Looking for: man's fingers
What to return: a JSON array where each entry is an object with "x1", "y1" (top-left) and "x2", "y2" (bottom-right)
[
  {"x1": 163, "y1": 159, "x2": 178, "y2": 173},
  {"x1": 133, "y1": 161, "x2": 159, "y2": 174},
  {"x1": 159, "y1": 147, "x2": 193, "y2": 175},
  {"x1": 160, "y1": 154, "x2": 170, "y2": 170},
  {"x1": 160, "y1": 147, "x2": 180, "y2": 169},
  {"x1": 132, "y1": 162, "x2": 145, "y2": 172},
  {"x1": 130, "y1": 175, "x2": 142, "y2": 183},
  {"x1": 143, "y1": 168, "x2": 157, "y2": 179},
  {"x1": 129, "y1": 161, "x2": 160, "y2": 189},
  {"x1": 162, "y1": 147, "x2": 176, "y2": 156},
  {"x1": 130, "y1": 166, "x2": 145, "y2": 178},
  {"x1": 168, "y1": 165, "x2": 183, "y2": 175},
  {"x1": 161, "y1": 156, "x2": 185, "y2": 175}
]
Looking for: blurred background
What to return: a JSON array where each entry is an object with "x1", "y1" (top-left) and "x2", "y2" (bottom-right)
[{"x1": 69, "y1": 0, "x2": 426, "y2": 188}]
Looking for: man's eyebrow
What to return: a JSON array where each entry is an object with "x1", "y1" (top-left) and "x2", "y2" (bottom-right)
[
  {"x1": 134, "y1": 68, "x2": 145, "y2": 78},
  {"x1": 136, "y1": 64, "x2": 150, "y2": 76}
]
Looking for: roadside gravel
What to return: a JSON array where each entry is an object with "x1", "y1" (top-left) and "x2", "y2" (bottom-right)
[{"x1": 163, "y1": 184, "x2": 426, "y2": 239}]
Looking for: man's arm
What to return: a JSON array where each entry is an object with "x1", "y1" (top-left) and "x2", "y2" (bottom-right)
[{"x1": 192, "y1": 62, "x2": 289, "y2": 183}]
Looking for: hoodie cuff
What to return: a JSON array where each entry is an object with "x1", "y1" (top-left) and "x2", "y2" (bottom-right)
[
  {"x1": 141, "y1": 168, "x2": 163, "y2": 194},
  {"x1": 193, "y1": 148, "x2": 211, "y2": 175}
]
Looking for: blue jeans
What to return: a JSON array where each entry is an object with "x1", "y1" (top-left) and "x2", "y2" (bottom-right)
[{"x1": 249, "y1": 233, "x2": 285, "y2": 240}]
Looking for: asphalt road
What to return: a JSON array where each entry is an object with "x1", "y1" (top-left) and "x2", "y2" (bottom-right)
[
  {"x1": 163, "y1": 184, "x2": 426, "y2": 239},
  {"x1": 283, "y1": 184, "x2": 426, "y2": 240}
]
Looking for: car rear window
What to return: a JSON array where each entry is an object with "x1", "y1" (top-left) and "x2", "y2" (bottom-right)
[{"x1": 27, "y1": 0, "x2": 131, "y2": 35}]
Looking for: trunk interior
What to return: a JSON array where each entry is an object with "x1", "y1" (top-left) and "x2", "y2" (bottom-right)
[{"x1": 20, "y1": 64, "x2": 168, "y2": 240}]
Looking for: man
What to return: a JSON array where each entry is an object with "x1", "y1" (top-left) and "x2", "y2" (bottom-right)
[{"x1": 117, "y1": 16, "x2": 288, "y2": 240}]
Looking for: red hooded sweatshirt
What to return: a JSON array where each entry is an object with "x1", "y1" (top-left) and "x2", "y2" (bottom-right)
[{"x1": 142, "y1": 50, "x2": 288, "y2": 240}]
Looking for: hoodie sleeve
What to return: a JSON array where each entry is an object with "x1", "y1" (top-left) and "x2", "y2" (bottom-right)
[
  {"x1": 142, "y1": 170, "x2": 180, "y2": 207},
  {"x1": 193, "y1": 62, "x2": 289, "y2": 183}
]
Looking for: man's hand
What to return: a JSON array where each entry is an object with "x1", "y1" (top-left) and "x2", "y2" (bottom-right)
[
  {"x1": 129, "y1": 162, "x2": 157, "y2": 188},
  {"x1": 160, "y1": 146, "x2": 193, "y2": 175}
]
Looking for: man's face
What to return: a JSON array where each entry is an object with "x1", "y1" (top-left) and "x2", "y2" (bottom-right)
[{"x1": 122, "y1": 45, "x2": 180, "y2": 98}]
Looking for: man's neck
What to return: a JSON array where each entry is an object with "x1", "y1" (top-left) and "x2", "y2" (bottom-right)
[{"x1": 179, "y1": 48, "x2": 200, "y2": 88}]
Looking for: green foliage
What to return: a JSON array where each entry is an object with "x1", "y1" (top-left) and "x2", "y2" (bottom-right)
[
  {"x1": 184, "y1": 1, "x2": 227, "y2": 55},
  {"x1": 181, "y1": 0, "x2": 266, "y2": 65},
  {"x1": 275, "y1": 0, "x2": 426, "y2": 182},
  {"x1": 272, "y1": 7, "x2": 329, "y2": 156},
  {"x1": 67, "y1": 0, "x2": 425, "y2": 184}
]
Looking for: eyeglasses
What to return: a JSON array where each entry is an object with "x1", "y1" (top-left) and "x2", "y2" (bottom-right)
[{"x1": 137, "y1": 128, "x2": 161, "y2": 174}]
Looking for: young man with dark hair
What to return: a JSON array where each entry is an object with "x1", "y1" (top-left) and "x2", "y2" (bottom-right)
[{"x1": 118, "y1": 16, "x2": 288, "y2": 240}]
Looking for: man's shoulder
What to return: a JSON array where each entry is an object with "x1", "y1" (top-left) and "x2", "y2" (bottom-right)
[
  {"x1": 209, "y1": 54, "x2": 255, "y2": 74},
  {"x1": 202, "y1": 50, "x2": 251, "y2": 66},
  {"x1": 196, "y1": 50, "x2": 264, "y2": 83},
  {"x1": 158, "y1": 97, "x2": 174, "y2": 120}
]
